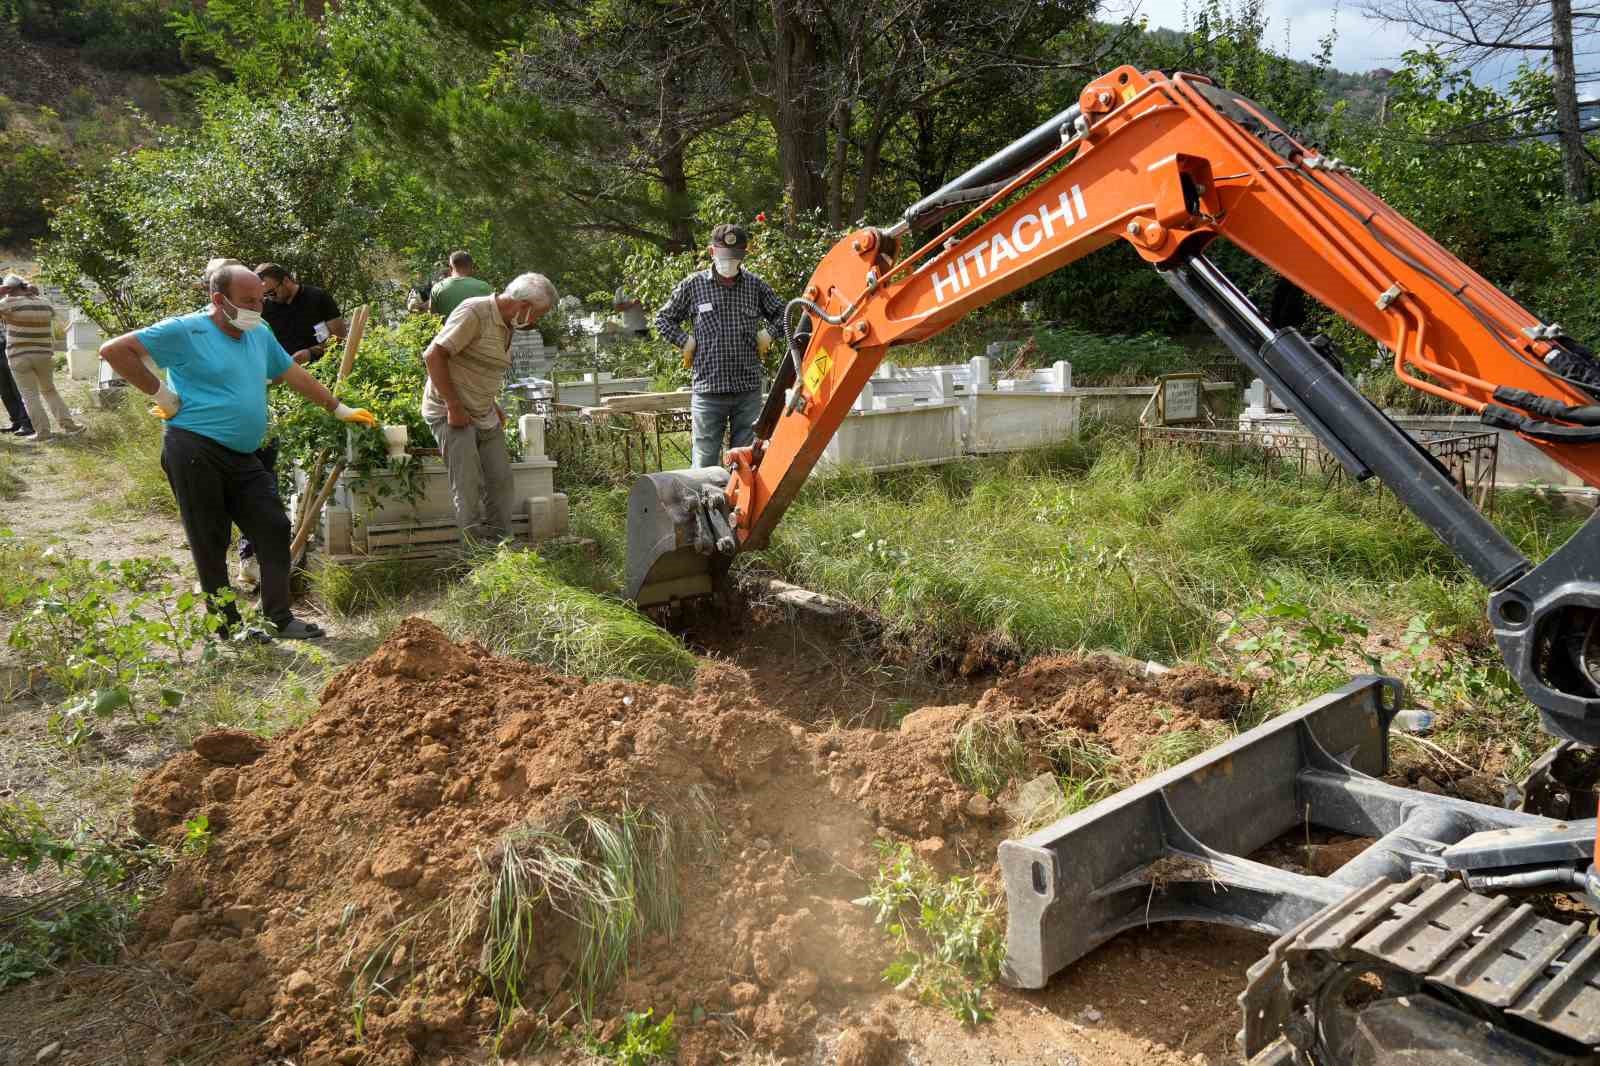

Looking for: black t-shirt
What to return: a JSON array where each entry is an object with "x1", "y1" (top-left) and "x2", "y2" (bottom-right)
[{"x1": 263, "y1": 283, "x2": 341, "y2": 358}]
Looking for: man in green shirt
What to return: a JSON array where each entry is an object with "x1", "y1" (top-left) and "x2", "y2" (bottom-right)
[{"x1": 427, "y1": 251, "x2": 492, "y2": 320}]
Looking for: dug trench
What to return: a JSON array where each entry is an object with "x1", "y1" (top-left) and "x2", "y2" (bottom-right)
[{"x1": 91, "y1": 611, "x2": 1351, "y2": 1066}]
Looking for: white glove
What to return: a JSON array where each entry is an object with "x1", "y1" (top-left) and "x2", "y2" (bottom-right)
[
  {"x1": 756, "y1": 328, "x2": 773, "y2": 356},
  {"x1": 681, "y1": 335, "x2": 696, "y2": 369},
  {"x1": 151, "y1": 385, "x2": 181, "y2": 419}
]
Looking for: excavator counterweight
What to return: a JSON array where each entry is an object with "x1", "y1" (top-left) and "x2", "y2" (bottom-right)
[{"x1": 623, "y1": 65, "x2": 1600, "y2": 1061}]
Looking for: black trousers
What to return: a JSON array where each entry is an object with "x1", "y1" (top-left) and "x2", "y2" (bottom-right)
[
  {"x1": 161, "y1": 427, "x2": 292, "y2": 628},
  {"x1": 0, "y1": 347, "x2": 29, "y2": 431},
  {"x1": 237, "y1": 439, "x2": 280, "y2": 561}
]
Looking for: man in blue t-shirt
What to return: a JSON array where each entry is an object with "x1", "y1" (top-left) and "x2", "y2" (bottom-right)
[{"x1": 99, "y1": 265, "x2": 378, "y2": 640}]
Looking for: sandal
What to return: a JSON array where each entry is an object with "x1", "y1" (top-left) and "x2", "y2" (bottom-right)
[{"x1": 272, "y1": 618, "x2": 327, "y2": 641}]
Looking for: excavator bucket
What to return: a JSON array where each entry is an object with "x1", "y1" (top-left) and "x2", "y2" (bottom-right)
[{"x1": 624, "y1": 467, "x2": 735, "y2": 607}]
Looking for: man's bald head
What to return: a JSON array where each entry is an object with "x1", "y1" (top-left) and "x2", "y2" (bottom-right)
[{"x1": 210, "y1": 264, "x2": 261, "y2": 302}]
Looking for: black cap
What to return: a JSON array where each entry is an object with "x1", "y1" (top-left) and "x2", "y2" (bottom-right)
[{"x1": 709, "y1": 223, "x2": 749, "y2": 259}]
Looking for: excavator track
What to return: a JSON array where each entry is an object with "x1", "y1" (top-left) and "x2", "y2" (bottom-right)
[{"x1": 1241, "y1": 873, "x2": 1600, "y2": 1063}]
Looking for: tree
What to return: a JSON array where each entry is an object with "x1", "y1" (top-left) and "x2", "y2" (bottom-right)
[
  {"x1": 509, "y1": 1, "x2": 748, "y2": 251},
  {"x1": 41, "y1": 83, "x2": 392, "y2": 330},
  {"x1": 1361, "y1": 0, "x2": 1598, "y2": 203}
]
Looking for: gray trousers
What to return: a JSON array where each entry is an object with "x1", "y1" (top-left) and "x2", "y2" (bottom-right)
[{"x1": 428, "y1": 420, "x2": 513, "y2": 544}]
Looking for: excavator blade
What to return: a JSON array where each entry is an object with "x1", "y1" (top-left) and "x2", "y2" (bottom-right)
[{"x1": 624, "y1": 467, "x2": 734, "y2": 607}]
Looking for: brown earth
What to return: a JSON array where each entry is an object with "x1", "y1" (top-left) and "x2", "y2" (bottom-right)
[{"x1": 108, "y1": 619, "x2": 1254, "y2": 1066}]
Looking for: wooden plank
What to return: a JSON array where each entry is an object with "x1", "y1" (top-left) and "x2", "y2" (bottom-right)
[{"x1": 598, "y1": 390, "x2": 693, "y2": 414}]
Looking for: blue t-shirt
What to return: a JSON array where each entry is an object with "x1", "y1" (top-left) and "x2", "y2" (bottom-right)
[{"x1": 136, "y1": 311, "x2": 293, "y2": 453}]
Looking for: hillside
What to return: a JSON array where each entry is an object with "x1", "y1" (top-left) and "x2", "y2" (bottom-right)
[{"x1": 0, "y1": 22, "x2": 192, "y2": 251}]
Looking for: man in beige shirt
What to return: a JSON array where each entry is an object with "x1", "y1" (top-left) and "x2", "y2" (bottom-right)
[
  {"x1": 422, "y1": 272, "x2": 557, "y2": 544},
  {"x1": 0, "y1": 274, "x2": 82, "y2": 441}
]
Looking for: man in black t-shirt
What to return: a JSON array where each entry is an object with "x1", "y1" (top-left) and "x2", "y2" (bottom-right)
[{"x1": 256, "y1": 264, "x2": 346, "y2": 365}]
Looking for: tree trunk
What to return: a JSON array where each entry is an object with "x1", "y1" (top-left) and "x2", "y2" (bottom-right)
[
  {"x1": 828, "y1": 102, "x2": 851, "y2": 227},
  {"x1": 1549, "y1": 0, "x2": 1591, "y2": 204},
  {"x1": 850, "y1": 117, "x2": 890, "y2": 223},
  {"x1": 658, "y1": 139, "x2": 696, "y2": 252},
  {"x1": 772, "y1": 0, "x2": 827, "y2": 214}
]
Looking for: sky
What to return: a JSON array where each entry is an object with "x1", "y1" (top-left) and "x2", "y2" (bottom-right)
[{"x1": 1123, "y1": 0, "x2": 1599, "y2": 97}]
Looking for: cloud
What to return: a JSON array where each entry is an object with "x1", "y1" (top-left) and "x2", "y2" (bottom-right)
[{"x1": 1118, "y1": 0, "x2": 1597, "y2": 86}]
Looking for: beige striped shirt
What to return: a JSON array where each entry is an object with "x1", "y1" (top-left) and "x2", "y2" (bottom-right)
[{"x1": 0, "y1": 294, "x2": 56, "y2": 360}]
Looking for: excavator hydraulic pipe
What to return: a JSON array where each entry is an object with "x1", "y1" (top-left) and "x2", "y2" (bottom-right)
[{"x1": 901, "y1": 104, "x2": 1083, "y2": 230}]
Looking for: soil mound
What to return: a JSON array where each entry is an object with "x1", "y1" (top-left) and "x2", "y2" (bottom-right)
[
  {"x1": 124, "y1": 619, "x2": 1250, "y2": 1065},
  {"x1": 976, "y1": 656, "x2": 1250, "y2": 756}
]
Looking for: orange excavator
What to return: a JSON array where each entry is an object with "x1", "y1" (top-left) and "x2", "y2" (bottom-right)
[{"x1": 626, "y1": 67, "x2": 1600, "y2": 1062}]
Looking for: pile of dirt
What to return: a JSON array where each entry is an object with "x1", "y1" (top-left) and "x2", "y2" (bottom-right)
[{"x1": 122, "y1": 619, "x2": 1252, "y2": 1065}]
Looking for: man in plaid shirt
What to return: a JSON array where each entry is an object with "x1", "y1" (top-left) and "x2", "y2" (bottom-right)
[{"x1": 655, "y1": 223, "x2": 787, "y2": 468}]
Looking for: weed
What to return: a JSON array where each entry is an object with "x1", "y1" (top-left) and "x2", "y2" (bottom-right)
[
  {"x1": 950, "y1": 718, "x2": 1027, "y2": 798},
  {"x1": 181, "y1": 813, "x2": 211, "y2": 855},
  {"x1": 459, "y1": 805, "x2": 690, "y2": 1026},
  {"x1": 5, "y1": 551, "x2": 241, "y2": 733},
  {"x1": 0, "y1": 800, "x2": 161, "y2": 989},
  {"x1": 594, "y1": 1009, "x2": 676, "y2": 1065},
  {"x1": 863, "y1": 841, "x2": 1005, "y2": 1026},
  {"x1": 444, "y1": 547, "x2": 696, "y2": 684},
  {"x1": 1222, "y1": 580, "x2": 1377, "y2": 692}
]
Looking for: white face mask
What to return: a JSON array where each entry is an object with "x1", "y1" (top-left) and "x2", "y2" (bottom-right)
[
  {"x1": 713, "y1": 258, "x2": 741, "y2": 279},
  {"x1": 219, "y1": 297, "x2": 263, "y2": 331},
  {"x1": 507, "y1": 307, "x2": 538, "y2": 330}
]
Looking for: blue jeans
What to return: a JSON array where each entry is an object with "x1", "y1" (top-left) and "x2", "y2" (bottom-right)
[{"x1": 691, "y1": 389, "x2": 762, "y2": 468}]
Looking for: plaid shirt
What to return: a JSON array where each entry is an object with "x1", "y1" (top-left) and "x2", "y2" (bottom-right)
[{"x1": 655, "y1": 269, "x2": 786, "y2": 394}]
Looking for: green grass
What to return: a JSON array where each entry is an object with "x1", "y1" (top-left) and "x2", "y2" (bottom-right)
[
  {"x1": 59, "y1": 399, "x2": 176, "y2": 519},
  {"x1": 308, "y1": 557, "x2": 452, "y2": 619},
  {"x1": 759, "y1": 433, "x2": 1582, "y2": 665},
  {"x1": 444, "y1": 547, "x2": 696, "y2": 684},
  {"x1": 0, "y1": 448, "x2": 25, "y2": 500},
  {"x1": 950, "y1": 718, "x2": 1027, "y2": 798}
]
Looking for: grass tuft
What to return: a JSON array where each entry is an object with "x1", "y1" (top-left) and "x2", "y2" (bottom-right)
[
  {"x1": 308, "y1": 557, "x2": 451, "y2": 619},
  {"x1": 461, "y1": 805, "x2": 688, "y2": 1026},
  {"x1": 444, "y1": 547, "x2": 696, "y2": 685},
  {"x1": 950, "y1": 718, "x2": 1027, "y2": 798},
  {"x1": 0, "y1": 448, "x2": 26, "y2": 500}
]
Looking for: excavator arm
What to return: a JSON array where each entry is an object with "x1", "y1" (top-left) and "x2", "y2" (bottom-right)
[{"x1": 628, "y1": 65, "x2": 1600, "y2": 748}]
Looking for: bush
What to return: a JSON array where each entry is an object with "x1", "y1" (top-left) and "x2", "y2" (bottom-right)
[
  {"x1": 0, "y1": 131, "x2": 75, "y2": 244},
  {"x1": 3, "y1": 0, "x2": 188, "y2": 73},
  {"x1": 41, "y1": 81, "x2": 391, "y2": 332}
]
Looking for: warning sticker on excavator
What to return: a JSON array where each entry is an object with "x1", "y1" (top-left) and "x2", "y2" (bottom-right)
[{"x1": 804, "y1": 349, "x2": 832, "y2": 394}]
